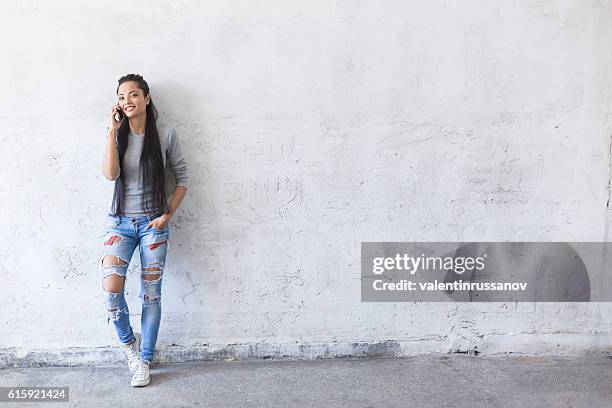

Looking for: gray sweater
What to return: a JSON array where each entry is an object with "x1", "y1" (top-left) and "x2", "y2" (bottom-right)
[{"x1": 109, "y1": 126, "x2": 189, "y2": 217}]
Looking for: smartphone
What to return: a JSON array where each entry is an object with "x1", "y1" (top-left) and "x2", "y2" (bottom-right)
[{"x1": 114, "y1": 107, "x2": 124, "y2": 122}]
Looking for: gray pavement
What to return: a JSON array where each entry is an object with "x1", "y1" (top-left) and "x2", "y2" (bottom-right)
[{"x1": 0, "y1": 355, "x2": 610, "y2": 407}]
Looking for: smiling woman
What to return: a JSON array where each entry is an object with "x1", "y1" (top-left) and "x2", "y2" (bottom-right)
[{"x1": 99, "y1": 73, "x2": 189, "y2": 388}]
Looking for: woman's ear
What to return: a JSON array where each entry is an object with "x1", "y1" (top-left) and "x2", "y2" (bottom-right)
[{"x1": 146, "y1": 94, "x2": 151, "y2": 105}]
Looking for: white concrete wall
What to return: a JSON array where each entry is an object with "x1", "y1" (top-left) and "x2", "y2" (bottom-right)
[{"x1": 1, "y1": 0, "x2": 611, "y2": 364}]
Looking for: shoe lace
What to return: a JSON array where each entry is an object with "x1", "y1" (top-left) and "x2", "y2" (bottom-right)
[{"x1": 134, "y1": 361, "x2": 149, "y2": 380}]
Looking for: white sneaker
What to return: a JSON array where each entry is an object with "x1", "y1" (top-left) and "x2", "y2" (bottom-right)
[
  {"x1": 131, "y1": 360, "x2": 150, "y2": 387},
  {"x1": 121, "y1": 332, "x2": 141, "y2": 374}
]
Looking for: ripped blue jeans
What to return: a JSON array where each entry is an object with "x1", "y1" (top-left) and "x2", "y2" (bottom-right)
[{"x1": 100, "y1": 212, "x2": 170, "y2": 364}]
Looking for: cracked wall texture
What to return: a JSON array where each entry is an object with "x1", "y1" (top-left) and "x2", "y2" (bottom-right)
[{"x1": 1, "y1": 0, "x2": 611, "y2": 358}]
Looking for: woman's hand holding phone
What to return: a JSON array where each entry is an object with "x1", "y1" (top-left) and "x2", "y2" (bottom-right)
[{"x1": 110, "y1": 104, "x2": 124, "y2": 130}]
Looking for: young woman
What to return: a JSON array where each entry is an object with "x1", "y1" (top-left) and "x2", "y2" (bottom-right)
[{"x1": 100, "y1": 74, "x2": 188, "y2": 387}]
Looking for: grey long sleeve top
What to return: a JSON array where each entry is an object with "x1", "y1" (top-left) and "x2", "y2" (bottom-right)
[{"x1": 108, "y1": 126, "x2": 189, "y2": 217}]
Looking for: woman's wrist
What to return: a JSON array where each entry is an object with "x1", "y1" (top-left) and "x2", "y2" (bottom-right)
[{"x1": 107, "y1": 128, "x2": 118, "y2": 144}]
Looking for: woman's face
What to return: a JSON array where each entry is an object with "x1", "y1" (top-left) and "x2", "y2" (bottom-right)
[{"x1": 117, "y1": 81, "x2": 150, "y2": 119}]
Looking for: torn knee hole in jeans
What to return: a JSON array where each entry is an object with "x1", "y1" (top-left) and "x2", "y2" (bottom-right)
[
  {"x1": 142, "y1": 263, "x2": 163, "y2": 281},
  {"x1": 100, "y1": 254, "x2": 128, "y2": 269},
  {"x1": 106, "y1": 306, "x2": 128, "y2": 321},
  {"x1": 142, "y1": 272, "x2": 162, "y2": 303}
]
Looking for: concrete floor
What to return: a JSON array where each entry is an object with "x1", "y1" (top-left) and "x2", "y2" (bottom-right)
[{"x1": 0, "y1": 355, "x2": 610, "y2": 407}]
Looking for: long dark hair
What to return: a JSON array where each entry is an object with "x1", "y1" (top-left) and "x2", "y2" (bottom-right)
[{"x1": 110, "y1": 73, "x2": 169, "y2": 216}]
